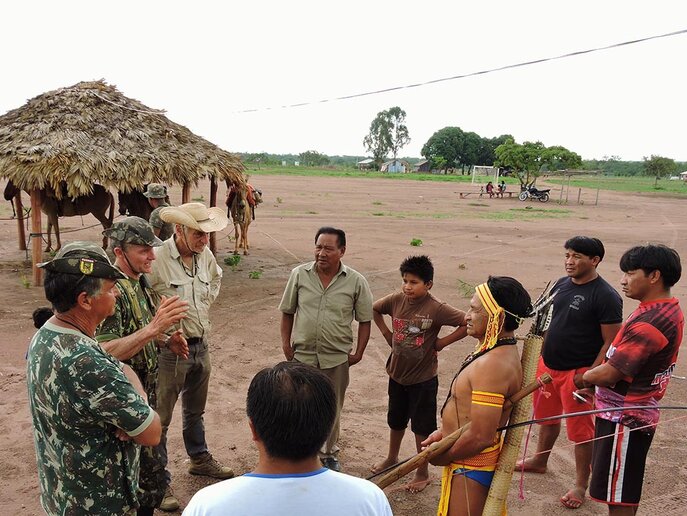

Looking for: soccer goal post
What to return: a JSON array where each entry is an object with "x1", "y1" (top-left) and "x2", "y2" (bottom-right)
[{"x1": 471, "y1": 166, "x2": 501, "y2": 184}]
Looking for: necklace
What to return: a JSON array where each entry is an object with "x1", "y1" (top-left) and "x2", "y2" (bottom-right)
[{"x1": 55, "y1": 316, "x2": 93, "y2": 338}]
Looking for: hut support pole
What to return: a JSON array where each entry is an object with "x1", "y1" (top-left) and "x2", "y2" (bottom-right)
[
  {"x1": 209, "y1": 177, "x2": 218, "y2": 255},
  {"x1": 31, "y1": 190, "x2": 43, "y2": 286},
  {"x1": 14, "y1": 193, "x2": 26, "y2": 251},
  {"x1": 182, "y1": 182, "x2": 191, "y2": 204}
]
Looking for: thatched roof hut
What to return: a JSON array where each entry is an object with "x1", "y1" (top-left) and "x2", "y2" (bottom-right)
[{"x1": 0, "y1": 80, "x2": 245, "y2": 197}]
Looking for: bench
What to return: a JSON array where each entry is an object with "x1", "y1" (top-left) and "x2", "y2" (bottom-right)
[{"x1": 458, "y1": 191, "x2": 515, "y2": 199}]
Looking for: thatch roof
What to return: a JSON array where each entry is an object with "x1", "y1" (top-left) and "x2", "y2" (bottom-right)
[{"x1": 0, "y1": 80, "x2": 245, "y2": 197}]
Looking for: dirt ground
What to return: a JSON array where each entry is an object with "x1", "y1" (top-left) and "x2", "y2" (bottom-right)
[{"x1": 1, "y1": 175, "x2": 685, "y2": 515}]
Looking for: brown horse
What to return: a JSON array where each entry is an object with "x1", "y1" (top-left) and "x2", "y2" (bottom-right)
[
  {"x1": 3, "y1": 181, "x2": 114, "y2": 252},
  {"x1": 227, "y1": 185, "x2": 252, "y2": 255},
  {"x1": 118, "y1": 186, "x2": 171, "y2": 220}
]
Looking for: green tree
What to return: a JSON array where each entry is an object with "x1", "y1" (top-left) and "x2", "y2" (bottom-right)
[
  {"x1": 421, "y1": 127, "x2": 466, "y2": 171},
  {"x1": 494, "y1": 139, "x2": 581, "y2": 185},
  {"x1": 363, "y1": 106, "x2": 411, "y2": 168},
  {"x1": 643, "y1": 155, "x2": 677, "y2": 187},
  {"x1": 298, "y1": 150, "x2": 330, "y2": 167}
]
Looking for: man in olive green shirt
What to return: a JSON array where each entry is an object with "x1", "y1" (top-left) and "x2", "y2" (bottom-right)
[{"x1": 279, "y1": 226, "x2": 373, "y2": 472}]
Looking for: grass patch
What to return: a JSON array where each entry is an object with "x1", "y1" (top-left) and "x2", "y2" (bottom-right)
[
  {"x1": 480, "y1": 207, "x2": 573, "y2": 221},
  {"x1": 305, "y1": 210, "x2": 318, "y2": 215},
  {"x1": 372, "y1": 201, "x2": 384, "y2": 206},
  {"x1": 456, "y1": 278, "x2": 474, "y2": 298},
  {"x1": 410, "y1": 238, "x2": 423, "y2": 246},
  {"x1": 248, "y1": 270, "x2": 263, "y2": 279},
  {"x1": 468, "y1": 202, "x2": 488, "y2": 207},
  {"x1": 547, "y1": 175, "x2": 687, "y2": 196}
]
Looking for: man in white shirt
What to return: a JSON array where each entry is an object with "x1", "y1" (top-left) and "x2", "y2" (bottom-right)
[{"x1": 183, "y1": 361, "x2": 393, "y2": 516}]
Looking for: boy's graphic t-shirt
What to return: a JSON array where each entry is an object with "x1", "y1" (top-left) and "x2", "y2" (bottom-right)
[
  {"x1": 375, "y1": 292, "x2": 465, "y2": 385},
  {"x1": 595, "y1": 298, "x2": 683, "y2": 431}
]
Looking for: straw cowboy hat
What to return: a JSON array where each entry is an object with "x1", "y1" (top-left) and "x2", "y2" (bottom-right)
[{"x1": 160, "y1": 202, "x2": 229, "y2": 233}]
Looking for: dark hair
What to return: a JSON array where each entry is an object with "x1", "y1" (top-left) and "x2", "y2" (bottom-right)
[
  {"x1": 315, "y1": 227, "x2": 346, "y2": 248},
  {"x1": 565, "y1": 236, "x2": 605, "y2": 262},
  {"x1": 43, "y1": 270, "x2": 103, "y2": 314},
  {"x1": 400, "y1": 255, "x2": 434, "y2": 283},
  {"x1": 247, "y1": 361, "x2": 336, "y2": 461},
  {"x1": 32, "y1": 307, "x2": 53, "y2": 328},
  {"x1": 619, "y1": 244, "x2": 682, "y2": 288},
  {"x1": 487, "y1": 276, "x2": 532, "y2": 331}
]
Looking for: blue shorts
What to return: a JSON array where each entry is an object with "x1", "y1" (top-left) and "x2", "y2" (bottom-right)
[{"x1": 452, "y1": 468, "x2": 495, "y2": 488}]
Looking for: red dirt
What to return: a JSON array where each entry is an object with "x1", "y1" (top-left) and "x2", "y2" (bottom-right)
[{"x1": 1, "y1": 175, "x2": 685, "y2": 515}]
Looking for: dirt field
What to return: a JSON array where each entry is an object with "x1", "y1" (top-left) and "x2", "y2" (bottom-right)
[{"x1": 1, "y1": 175, "x2": 685, "y2": 515}]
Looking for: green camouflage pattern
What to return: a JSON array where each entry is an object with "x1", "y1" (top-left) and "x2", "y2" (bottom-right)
[
  {"x1": 103, "y1": 217, "x2": 162, "y2": 247},
  {"x1": 37, "y1": 240, "x2": 126, "y2": 280},
  {"x1": 144, "y1": 183, "x2": 167, "y2": 199},
  {"x1": 149, "y1": 203, "x2": 174, "y2": 241},
  {"x1": 96, "y1": 276, "x2": 167, "y2": 508},
  {"x1": 26, "y1": 324, "x2": 152, "y2": 515}
]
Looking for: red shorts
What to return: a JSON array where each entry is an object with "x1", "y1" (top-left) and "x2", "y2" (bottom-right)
[{"x1": 533, "y1": 356, "x2": 594, "y2": 443}]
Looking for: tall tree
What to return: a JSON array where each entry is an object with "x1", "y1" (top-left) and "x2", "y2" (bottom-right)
[
  {"x1": 421, "y1": 127, "x2": 466, "y2": 171},
  {"x1": 298, "y1": 150, "x2": 330, "y2": 167},
  {"x1": 494, "y1": 139, "x2": 581, "y2": 185},
  {"x1": 643, "y1": 155, "x2": 677, "y2": 187},
  {"x1": 363, "y1": 107, "x2": 410, "y2": 168}
]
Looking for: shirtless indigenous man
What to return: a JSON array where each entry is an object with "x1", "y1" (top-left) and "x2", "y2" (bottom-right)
[{"x1": 422, "y1": 276, "x2": 531, "y2": 516}]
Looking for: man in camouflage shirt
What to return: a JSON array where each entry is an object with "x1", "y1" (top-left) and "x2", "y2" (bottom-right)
[
  {"x1": 27, "y1": 241, "x2": 162, "y2": 515},
  {"x1": 145, "y1": 183, "x2": 174, "y2": 241},
  {"x1": 97, "y1": 218, "x2": 189, "y2": 515}
]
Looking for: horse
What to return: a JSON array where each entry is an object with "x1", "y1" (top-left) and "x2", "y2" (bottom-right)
[
  {"x1": 3, "y1": 180, "x2": 114, "y2": 252},
  {"x1": 226, "y1": 184, "x2": 255, "y2": 255},
  {"x1": 118, "y1": 186, "x2": 171, "y2": 220}
]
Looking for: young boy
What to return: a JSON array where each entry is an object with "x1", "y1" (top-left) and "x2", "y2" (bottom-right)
[{"x1": 370, "y1": 255, "x2": 467, "y2": 492}]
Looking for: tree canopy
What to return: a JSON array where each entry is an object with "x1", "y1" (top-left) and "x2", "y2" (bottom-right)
[
  {"x1": 421, "y1": 127, "x2": 512, "y2": 172},
  {"x1": 363, "y1": 106, "x2": 410, "y2": 167},
  {"x1": 298, "y1": 150, "x2": 330, "y2": 167},
  {"x1": 494, "y1": 139, "x2": 581, "y2": 185},
  {"x1": 643, "y1": 155, "x2": 677, "y2": 178}
]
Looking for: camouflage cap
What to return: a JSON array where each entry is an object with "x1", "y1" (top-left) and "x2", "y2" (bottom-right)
[
  {"x1": 144, "y1": 183, "x2": 167, "y2": 199},
  {"x1": 37, "y1": 241, "x2": 126, "y2": 280},
  {"x1": 103, "y1": 216, "x2": 163, "y2": 247}
]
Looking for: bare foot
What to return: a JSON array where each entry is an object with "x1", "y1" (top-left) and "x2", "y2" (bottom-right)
[
  {"x1": 515, "y1": 457, "x2": 547, "y2": 473},
  {"x1": 403, "y1": 472, "x2": 432, "y2": 494},
  {"x1": 370, "y1": 457, "x2": 398, "y2": 475},
  {"x1": 560, "y1": 487, "x2": 586, "y2": 509}
]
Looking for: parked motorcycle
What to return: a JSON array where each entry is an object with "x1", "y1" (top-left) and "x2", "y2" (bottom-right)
[{"x1": 519, "y1": 184, "x2": 550, "y2": 203}]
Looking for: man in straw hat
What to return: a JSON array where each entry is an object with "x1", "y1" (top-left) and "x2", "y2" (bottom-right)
[
  {"x1": 27, "y1": 242, "x2": 162, "y2": 515},
  {"x1": 184, "y1": 361, "x2": 393, "y2": 516},
  {"x1": 422, "y1": 276, "x2": 531, "y2": 516},
  {"x1": 145, "y1": 183, "x2": 174, "y2": 241},
  {"x1": 146, "y1": 202, "x2": 233, "y2": 511},
  {"x1": 96, "y1": 217, "x2": 190, "y2": 515}
]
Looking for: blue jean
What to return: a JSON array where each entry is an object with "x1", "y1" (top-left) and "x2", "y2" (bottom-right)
[{"x1": 156, "y1": 339, "x2": 211, "y2": 482}]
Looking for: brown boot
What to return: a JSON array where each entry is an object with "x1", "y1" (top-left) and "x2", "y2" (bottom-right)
[
  {"x1": 159, "y1": 486, "x2": 179, "y2": 512},
  {"x1": 188, "y1": 453, "x2": 235, "y2": 479}
]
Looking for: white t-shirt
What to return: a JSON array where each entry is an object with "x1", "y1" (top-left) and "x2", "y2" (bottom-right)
[{"x1": 182, "y1": 467, "x2": 393, "y2": 516}]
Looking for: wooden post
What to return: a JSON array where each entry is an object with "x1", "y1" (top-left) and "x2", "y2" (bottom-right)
[
  {"x1": 182, "y1": 182, "x2": 191, "y2": 204},
  {"x1": 577, "y1": 187, "x2": 582, "y2": 204},
  {"x1": 31, "y1": 190, "x2": 43, "y2": 286},
  {"x1": 209, "y1": 177, "x2": 218, "y2": 255},
  {"x1": 595, "y1": 188, "x2": 600, "y2": 206},
  {"x1": 14, "y1": 193, "x2": 26, "y2": 251}
]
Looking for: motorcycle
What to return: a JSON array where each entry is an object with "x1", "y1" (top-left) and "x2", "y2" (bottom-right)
[{"x1": 519, "y1": 184, "x2": 550, "y2": 203}]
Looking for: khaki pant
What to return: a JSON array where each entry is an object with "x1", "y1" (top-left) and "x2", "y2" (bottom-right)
[{"x1": 317, "y1": 361, "x2": 350, "y2": 459}]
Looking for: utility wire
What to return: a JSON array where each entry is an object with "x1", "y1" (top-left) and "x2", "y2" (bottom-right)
[{"x1": 235, "y1": 28, "x2": 687, "y2": 114}]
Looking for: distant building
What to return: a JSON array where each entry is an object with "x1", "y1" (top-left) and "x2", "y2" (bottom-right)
[
  {"x1": 357, "y1": 158, "x2": 375, "y2": 170},
  {"x1": 380, "y1": 159, "x2": 410, "y2": 173},
  {"x1": 413, "y1": 159, "x2": 431, "y2": 172},
  {"x1": 681, "y1": 171, "x2": 687, "y2": 181}
]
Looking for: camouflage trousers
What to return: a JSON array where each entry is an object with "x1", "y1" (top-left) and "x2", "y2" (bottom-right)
[{"x1": 131, "y1": 364, "x2": 166, "y2": 509}]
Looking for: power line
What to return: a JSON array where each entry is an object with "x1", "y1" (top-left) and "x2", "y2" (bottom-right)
[{"x1": 234, "y1": 28, "x2": 687, "y2": 114}]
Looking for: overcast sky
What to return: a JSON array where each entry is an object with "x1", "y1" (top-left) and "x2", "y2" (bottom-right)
[{"x1": 2, "y1": 1, "x2": 686, "y2": 161}]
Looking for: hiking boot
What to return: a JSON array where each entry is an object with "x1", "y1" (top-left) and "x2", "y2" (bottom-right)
[
  {"x1": 188, "y1": 453, "x2": 235, "y2": 479},
  {"x1": 321, "y1": 457, "x2": 341, "y2": 472},
  {"x1": 159, "y1": 487, "x2": 179, "y2": 512}
]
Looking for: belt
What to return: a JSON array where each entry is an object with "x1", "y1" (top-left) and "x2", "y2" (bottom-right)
[{"x1": 186, "y1": 337, "x2": 204, "y2": 346}]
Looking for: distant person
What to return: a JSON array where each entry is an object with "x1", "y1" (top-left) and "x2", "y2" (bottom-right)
[
  {"x1": 32, "y1": 307, "x2": 53, "y2": 328},
  {"x1": 422, "y1": 276, "x2": 532, "y2": 516},
  {"x1": 27, "y1": 242, "x2": 161, "y2": 515},
  {"x1": 370, "y1": 255, "x2": 467, "y2": 493},
  {"x1": 279, "y1": 226, "x2": 373, "y2": 472},
  {"x1": 516, "y1": 236, "x2": 622, "y2": 509},
  {"x1": 183, "y1": 361, "x2": 392, "y2": 516},
  {"x1": 145, "y1": 183, "x2": 174, "y2": 241},
  {"x1": 486, "y1": 181, "x2": 494, "y2": 198},
  {"x1": 583, "y1": 244, "x2": 683, "y2": 516},
  {"x1": 498, "y1": 180, "x2": 506, "y2": 198}
]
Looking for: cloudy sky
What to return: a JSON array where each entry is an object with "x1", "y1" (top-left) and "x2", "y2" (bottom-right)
[{"x1": 2, "y1": 1, "x2": 686, "y2": 161}]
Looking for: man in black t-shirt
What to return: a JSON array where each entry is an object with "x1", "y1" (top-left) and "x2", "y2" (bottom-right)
[{"x1": 516, "y1": 236, "x2": 623, "y2": 509}]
